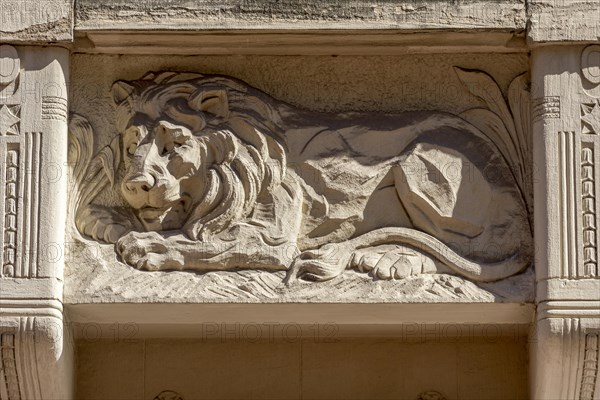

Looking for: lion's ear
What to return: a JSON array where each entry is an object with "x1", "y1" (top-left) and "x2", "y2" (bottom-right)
[
  {"x1": 111, "y1": 81, "x2": 136, "y2": 106},
  {"x1": 189, "y1": 89, "x2": 229, "y2": 119}
]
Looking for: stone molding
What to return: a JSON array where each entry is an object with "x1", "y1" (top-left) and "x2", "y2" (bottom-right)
[
  {"x1": 2, "y1": 0, "x2": 598, "y2": 46},
  {"x1": 0, "y1": 45, "x2": 73, "y2": 399},
  {"x1": 76, "y1": 30, "x2": 528, "y2": 56},
  {"x1": 74, "y1": 0, "x2": 527, "y2": 31}
]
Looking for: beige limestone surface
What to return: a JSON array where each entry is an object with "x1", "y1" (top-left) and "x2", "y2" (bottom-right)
[
  {"x1": 528, "y1": 0, "x2": 600, "y2": 43},
  {"x1": 70, "y1": 53, "x2": 528, "y2": 120},
  {"x1": 74, "y1": 0, "x2": 527, "y2": 31},
  {"x1": 0, "y1": 0, "x2": 73, "y2": 42}
]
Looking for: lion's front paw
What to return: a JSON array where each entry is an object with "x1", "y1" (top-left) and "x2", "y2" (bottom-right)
[
  {"x1": 76, "y1": 205, "x2": 134, "y2": 244},
  {"x1": 284, "y1": 243, "x2": 352, "y2": 284},
  {"x1": 116, "y1": 231, "x2": 184, "y2": 271},
  {"x1": 350, "y1": 245, "x2": 435, "y2": 280}
]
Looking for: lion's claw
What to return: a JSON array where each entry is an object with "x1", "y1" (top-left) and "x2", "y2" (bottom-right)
[{"x1": 77, "y1": 205, "x2": 134, "y2": 244}]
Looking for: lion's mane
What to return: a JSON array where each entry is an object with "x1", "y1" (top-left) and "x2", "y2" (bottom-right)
[{"x1": 114, "y1": 72, "x2": 290, "y2": 241}]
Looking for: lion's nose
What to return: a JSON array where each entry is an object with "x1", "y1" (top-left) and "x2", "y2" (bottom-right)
[{"x1": 125, "y1": 173, "x2": 156, "y2": 193}]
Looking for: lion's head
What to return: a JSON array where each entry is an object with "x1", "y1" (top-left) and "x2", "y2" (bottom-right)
[{"x1": 112, "y1": 72, "x2": 287, "y2": 240}]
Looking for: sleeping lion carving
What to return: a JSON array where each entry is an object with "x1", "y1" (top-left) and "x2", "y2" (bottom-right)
[{"x1": 69, "y1": 70, "x2": 533, "y2": 283}]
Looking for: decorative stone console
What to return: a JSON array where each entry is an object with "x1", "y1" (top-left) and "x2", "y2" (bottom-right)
[{"x1": 0, "y1": 0, "x2": 599, "y2": 399}]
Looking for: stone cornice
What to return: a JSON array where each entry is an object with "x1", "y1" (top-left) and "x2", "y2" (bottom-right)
[
  {"x1": 74, "y1": 0, "x2": 527, "y2": 32},
  {"x1": 3, "y1": 1, "x2": 597, "y2": 46}
]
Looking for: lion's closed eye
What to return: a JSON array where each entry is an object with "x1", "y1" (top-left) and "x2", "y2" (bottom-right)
[
  {"x1": 161, "y1": 133, "x2": 190, "y2": 156},
  {"x1": 124, "y1": 126, "x2": 144, "y2": 156}
]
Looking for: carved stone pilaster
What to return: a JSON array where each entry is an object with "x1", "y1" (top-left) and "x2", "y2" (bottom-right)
[
  {"x1": 0, "y1": 45, "x2": 73, "y2": 399},
  {"x1": 532, "y1": 44, "x2": 600, "y2": 399}
]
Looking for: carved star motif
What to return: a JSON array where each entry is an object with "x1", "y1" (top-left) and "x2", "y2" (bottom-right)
[
  {"x1": 0, "y1": 104, "x2": 19, "y2": 135},
  {"x1": 581, "y1": 102, "x2": 600, "y2": 135}
]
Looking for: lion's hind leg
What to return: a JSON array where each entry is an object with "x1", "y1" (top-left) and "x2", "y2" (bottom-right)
[
  {"x1": 284, "y1": 226, "x2": 529, "y2": 284},
  {"x1": 284, "y1": 238, "x2": 441, "y2": 284}
]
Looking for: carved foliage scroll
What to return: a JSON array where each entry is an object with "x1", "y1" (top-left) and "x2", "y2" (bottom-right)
[{"x1": 454, "y1": 67, "x2": 533, "y2": 222}]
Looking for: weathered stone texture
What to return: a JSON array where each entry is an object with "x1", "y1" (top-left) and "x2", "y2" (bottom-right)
[
  {"x1": 75, "y1": 0, "x2": 526, "y2": 30},
  {"x1": 529, "y1": 0, "x2": 600, "y2": 43},
  {"x1": 0, "y1": 0, "x2": 73, "y2": 42}
]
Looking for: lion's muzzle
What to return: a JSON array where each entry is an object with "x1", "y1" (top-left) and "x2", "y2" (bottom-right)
[{"x1": 124, "y1": 172, "x2": 157, "y2": 197}]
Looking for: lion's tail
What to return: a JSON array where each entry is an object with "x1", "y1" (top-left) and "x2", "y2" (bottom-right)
[{"x1": 349, "y1": 227, "x2": 531, "y2": 282}]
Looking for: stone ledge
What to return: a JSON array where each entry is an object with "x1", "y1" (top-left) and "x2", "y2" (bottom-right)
[
  {"x1": 75, "y1": 0, "x2": 526, "y2": 31},
  {"x1": 66, "y1": 303, "x2": 536, "y2": 335},
  {"x1": 75, "y1": 30, "x2": 528, "y2": 55}
]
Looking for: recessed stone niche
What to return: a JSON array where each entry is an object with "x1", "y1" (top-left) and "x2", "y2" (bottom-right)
[{"x1": 64, "y1": 49, "x2": 533, "y2": 399}]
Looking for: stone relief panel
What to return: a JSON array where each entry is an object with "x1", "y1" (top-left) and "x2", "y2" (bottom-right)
[{"x1": 67, "y1": 67, "x2": 534, "y2": 302}]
